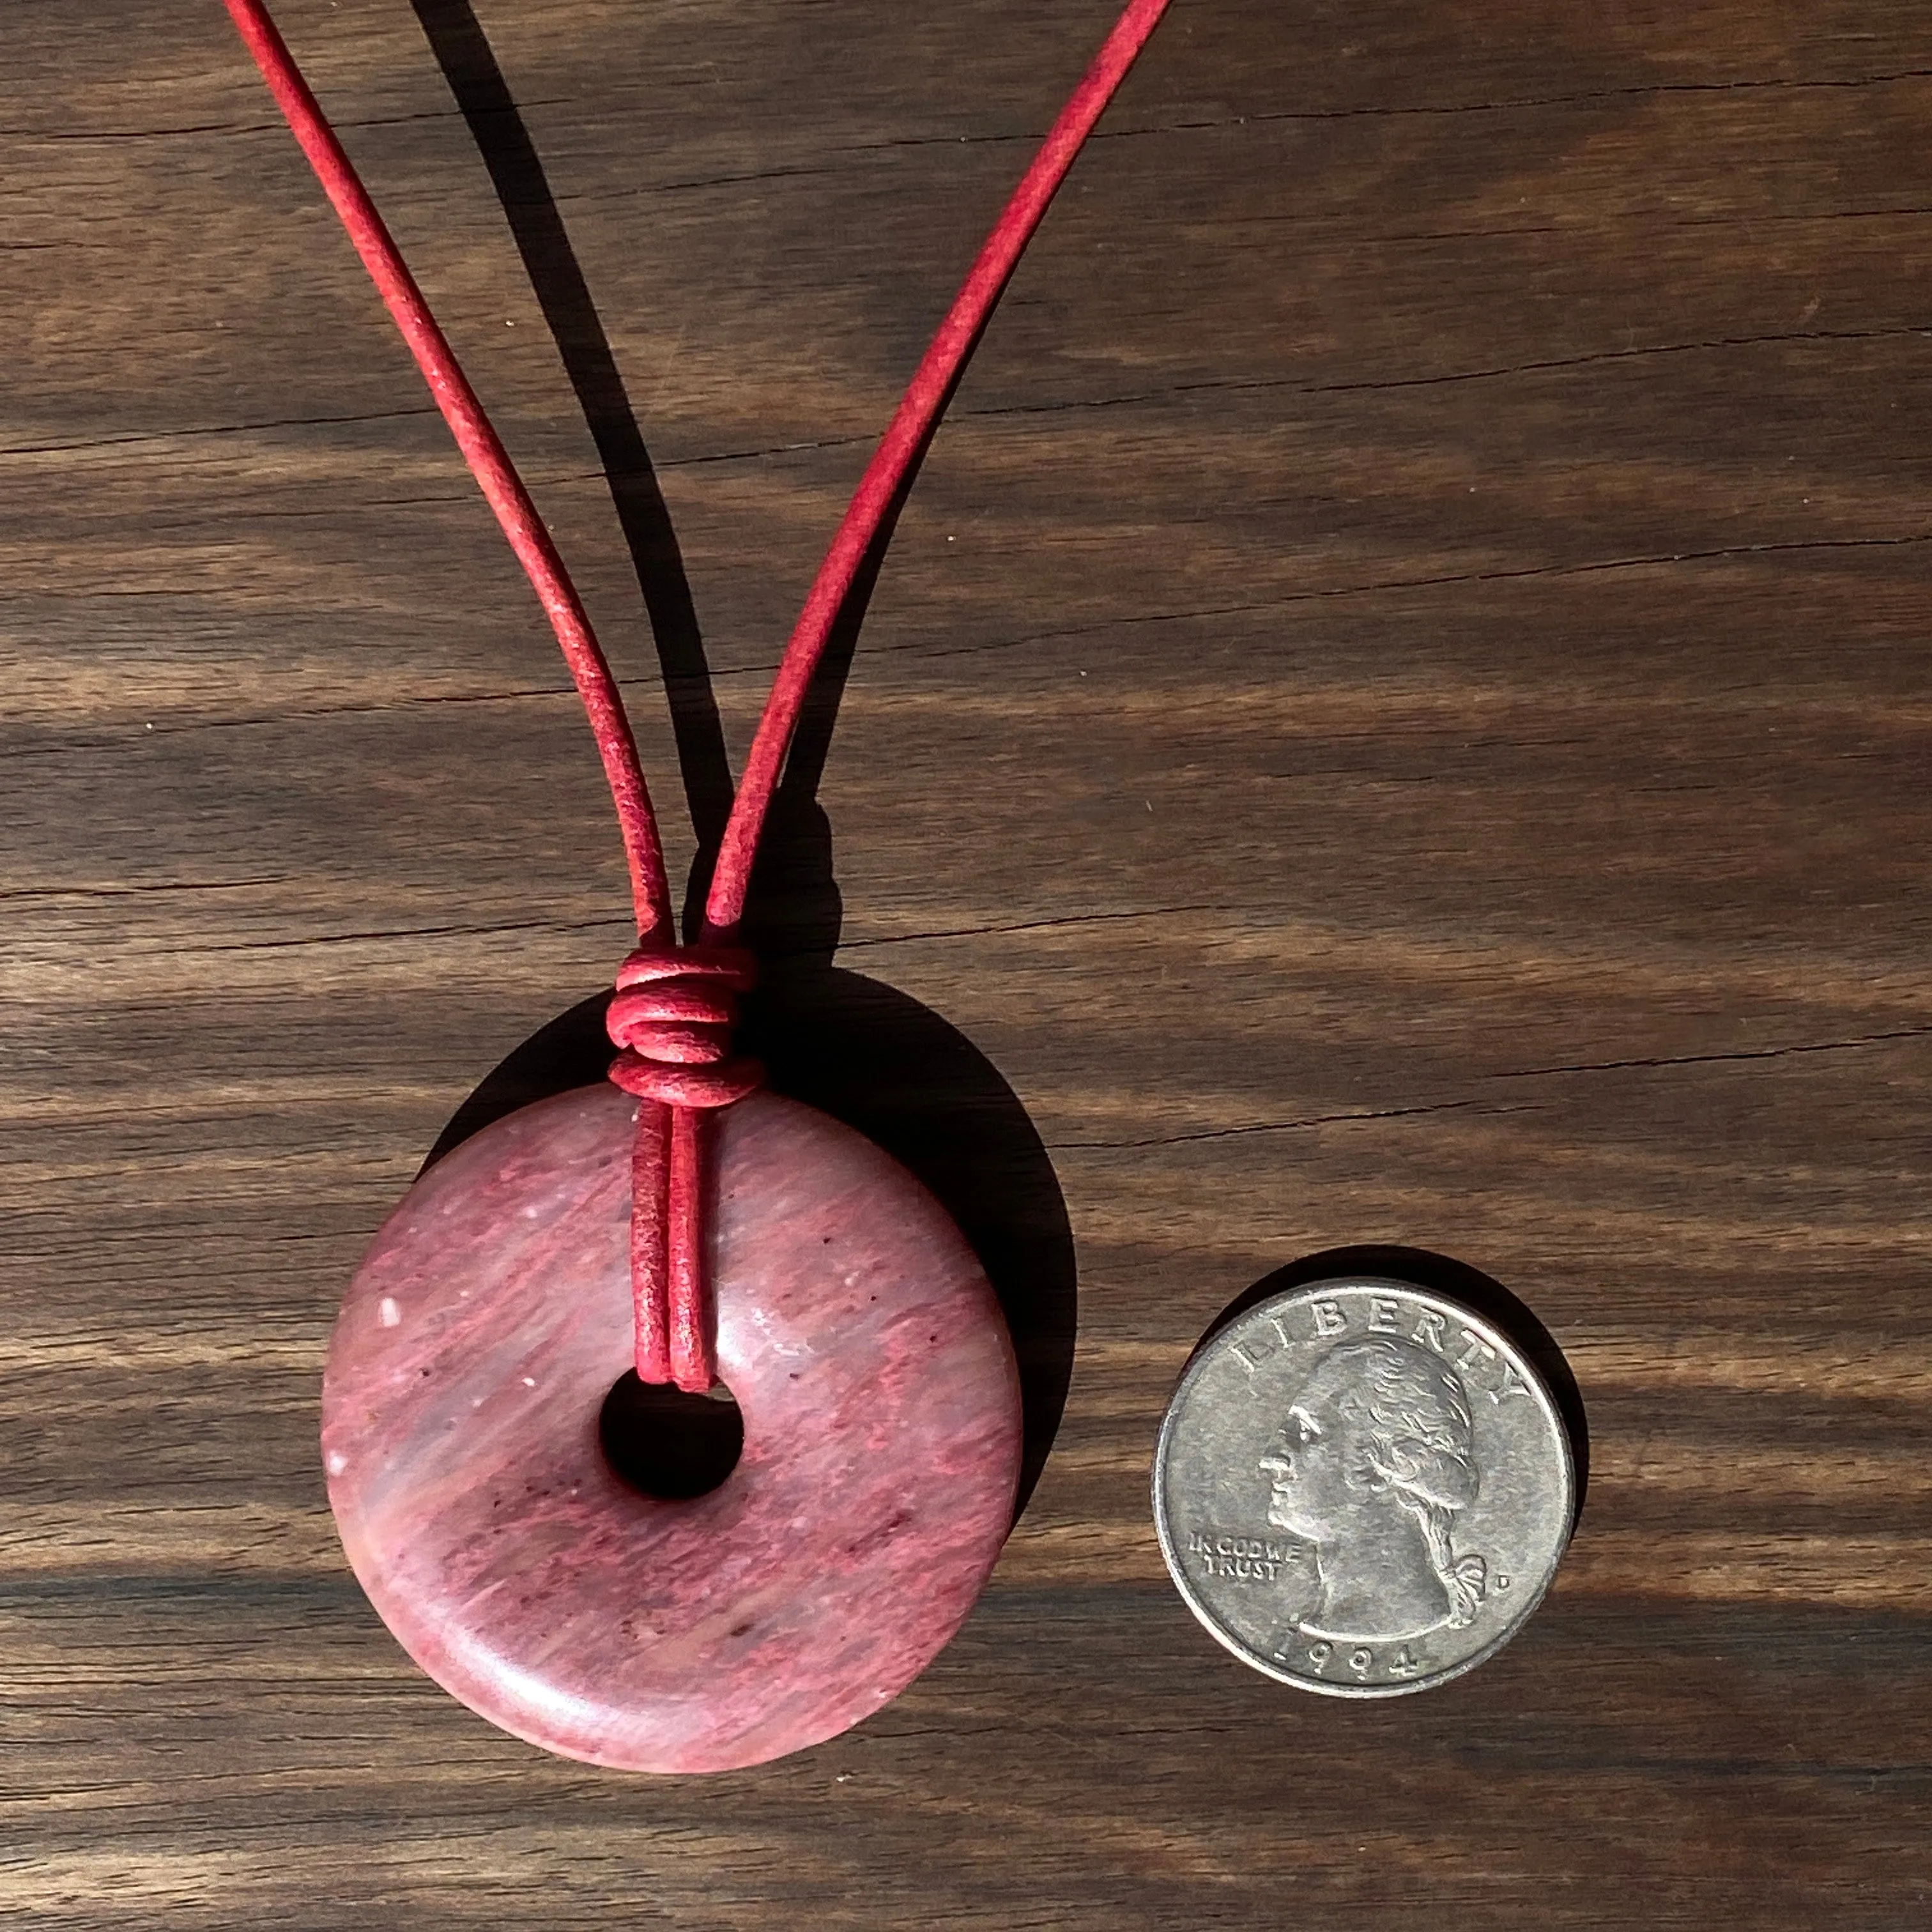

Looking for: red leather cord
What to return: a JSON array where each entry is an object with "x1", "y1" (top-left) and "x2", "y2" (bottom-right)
[
  {"x1": 701, "y1": 0, "x2": 1172, "y2": 939},
  {"x1": 221, "y1": 0, "x2": 674, "y2": 940},
  {"x1": 606, "y1": 944, "x2": 760, "y2": 1383},
  {"x1": 224, "y1": 0, "x2": 1171, "y2": 1390}
]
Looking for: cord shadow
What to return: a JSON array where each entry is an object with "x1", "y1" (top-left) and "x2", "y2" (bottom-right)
[
  {"x1": 410, "y1": 8, "x2": 1076, "y2": 1513},
  {"x1": 1197, "y1": 1245, "x2": 1590, "y2": 1527},
  {"x1": 409, "y1": 0, "x2": 735, "y2": 849}
]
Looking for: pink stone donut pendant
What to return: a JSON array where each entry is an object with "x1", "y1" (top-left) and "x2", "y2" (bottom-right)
[{"x1": 322, "y1": 1084, "x2": 1023, "y2": 1773}]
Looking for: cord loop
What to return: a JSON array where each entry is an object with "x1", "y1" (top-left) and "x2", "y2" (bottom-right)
[{"x1": 606, "y1": 944, "x2": 763, "y2": 1109}]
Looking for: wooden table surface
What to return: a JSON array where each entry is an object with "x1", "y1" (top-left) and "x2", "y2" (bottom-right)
[{"x1": 6, "y1": 1, "x2": 1931, "y2": 1924}]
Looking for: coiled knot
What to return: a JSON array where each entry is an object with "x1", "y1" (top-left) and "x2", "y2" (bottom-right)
[{"x1": 606, "y1": 943, "x2": 763, "y2": 1110}]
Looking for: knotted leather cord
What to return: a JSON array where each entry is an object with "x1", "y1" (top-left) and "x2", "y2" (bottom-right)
[{"x1": 224, "y1": 0, "x2": 1173, "y2": 1390}]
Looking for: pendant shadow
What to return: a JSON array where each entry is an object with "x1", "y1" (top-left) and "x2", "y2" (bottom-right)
[
  {"x1": 421, "y1": 951, "x2": 1077, "y2": 1524},
  {"x1": 1198, "y1": 1245, "x2": 1590, "y2": 1528}
]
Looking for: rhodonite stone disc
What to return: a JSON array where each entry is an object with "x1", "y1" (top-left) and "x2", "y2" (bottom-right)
[{"x1": 322, "y1": 1085, "x2": 1022, "y2": 1773}]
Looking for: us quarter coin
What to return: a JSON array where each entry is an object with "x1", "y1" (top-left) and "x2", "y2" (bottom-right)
[{"x1": 1154, "y1": 1278, "x2": 1574, "y2": 1696}]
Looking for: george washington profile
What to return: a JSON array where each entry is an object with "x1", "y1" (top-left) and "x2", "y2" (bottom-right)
[{"x1": 1257, "y1": 1337, "x2": 1488, "y2": 1641}]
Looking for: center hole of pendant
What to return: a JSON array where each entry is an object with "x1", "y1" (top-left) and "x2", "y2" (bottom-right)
[{"x1": 598, "y1": 1372, "x2": 744, "y2": 1502}]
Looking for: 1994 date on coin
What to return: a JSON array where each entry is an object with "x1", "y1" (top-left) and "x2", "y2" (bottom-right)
[{"x1": 1153, "y1": 1278, "x2": 1574, "y2": 1697}]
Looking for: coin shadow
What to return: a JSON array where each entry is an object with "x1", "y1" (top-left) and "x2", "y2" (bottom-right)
[{"x1": 1198, "y1": 1244, "x2": 1590, "y2": 1526}]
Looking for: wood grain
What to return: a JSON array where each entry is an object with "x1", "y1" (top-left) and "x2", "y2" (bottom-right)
[{"x1": 4, "y1": 1, "x2": 1931, "y2": 1924}]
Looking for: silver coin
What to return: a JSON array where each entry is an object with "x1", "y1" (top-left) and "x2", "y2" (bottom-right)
[{"x1": 1154, "y1": 1278, "x2": 1574, "y2": 1696}]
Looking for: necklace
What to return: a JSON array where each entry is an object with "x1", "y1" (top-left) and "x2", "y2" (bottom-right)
[{"x1": 223, "y1": 0, "x2": 1172, "y2": 1773}]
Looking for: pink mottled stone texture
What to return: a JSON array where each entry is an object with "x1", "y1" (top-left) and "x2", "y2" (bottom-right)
[{"x1": 322, "y1": 1085, "x2": 1022, "y2": 1774}]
